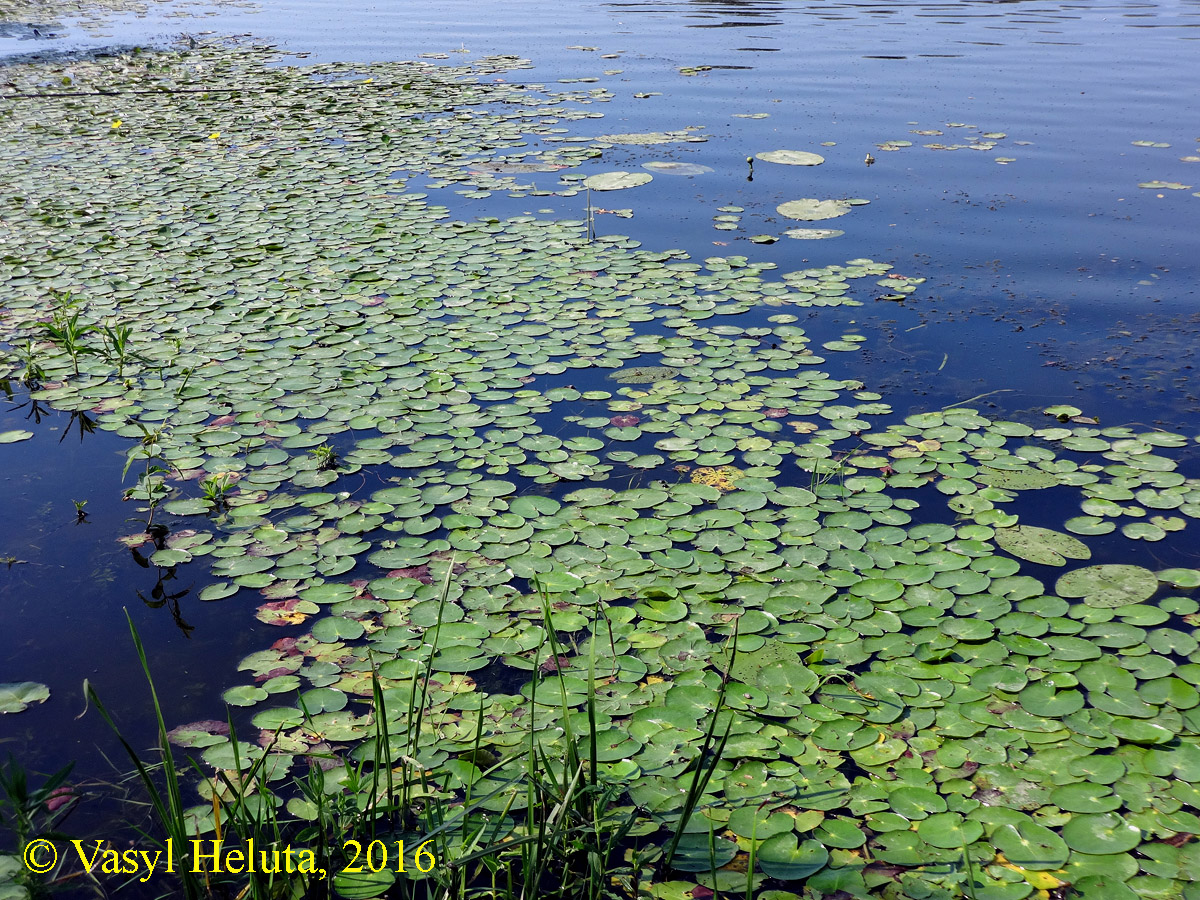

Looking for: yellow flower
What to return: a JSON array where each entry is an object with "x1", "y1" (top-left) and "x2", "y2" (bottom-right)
[
  {"x1": 111, "y1": 119, "x2": 122, "y2": 129},
  {"x1": 208, "y1": 132, "x2": 220, "y2": 140}
]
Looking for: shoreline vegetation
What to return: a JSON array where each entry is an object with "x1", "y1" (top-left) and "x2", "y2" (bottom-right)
[{"x1": 3, "y1": 38, "x2": 1200, "y2": 900}]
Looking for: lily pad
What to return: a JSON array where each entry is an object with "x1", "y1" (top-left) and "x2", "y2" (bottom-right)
[
  {"x1": 1061, "y1": 813, "x2": 1142, "y2": 854},
  {"x1": 756, "y1": 834, "x2": 829, "y2": 880},
  {"x1": 583, "y1": 171, "x2": 653, "y2": 191},
  {"x1": 642, "y1": 162, "x2": 713, "y2": 176},
  {"x1": 610, "y1": 367, "x2": 679, "y2": 384},
  {"x1": 1055, "y1": 565, "x2": 1159, "y2": 608},
  {"x1": 784, "y1": 228, "x2": 844, "y2": 240},
  {"x1": 994, "y1": 525, "x2": 1091, "y2": 567},
  {"x1": 756, "y1": 150, "x2": 825, "y2": 166},
  {"x1": 992, "y1": 818, "x2": 1069, "y2": 870},
  {"x1": 0, "y1": 681, "x2": 50, "y2": 714},
  {"x1": 776, "y1": 199, "x2": 852, "y2": 221}
]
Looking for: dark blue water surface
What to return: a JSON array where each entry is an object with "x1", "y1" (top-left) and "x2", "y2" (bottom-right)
[{"x1": 2, "y1": 0, "x2": 1200, "y2": 792}]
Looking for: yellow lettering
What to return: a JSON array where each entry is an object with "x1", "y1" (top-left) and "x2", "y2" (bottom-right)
[
  {"x1": 70, "y1": 840, "x2": 104, "y2": 872},
  {"x1": 297, "y1": 849, "x2": 316, "y2": 874},
  {"x1": 191, "y1": 840, "x2": 224, "y2": 872},
  {"x1": 121, "y1": 849, "x2": 141, "y2": 875},
  {"x1": 138, "y1": 850, "x2": 162, "y2": 883},
  {"x1": 100, "y1": 849, "x2": 122, "y2": 875},
  {"x1": 225, "y1": 849, "x2": 244, "y2": 874}
]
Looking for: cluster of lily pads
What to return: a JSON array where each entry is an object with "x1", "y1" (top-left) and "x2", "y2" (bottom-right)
[
  {"x1": 3, "y1": 42, "x2": 1200, "y2": 900},
  {"x1": 1129, "y1": 142, "x2": 1196, "y2": 194},
  {"x1": 875, "y1": 124, "x2": 1025, "y2": 164},
  {"x1": 0, "y1": 0, "x2": 254, "y2": 37}
]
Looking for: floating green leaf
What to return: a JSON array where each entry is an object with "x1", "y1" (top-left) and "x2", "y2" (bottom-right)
[
  {"x1": 642, "y1": 161, "x2": 713, "y2": 176},
  {"x1": 756, "y1": 150, "x2": 825, "y2": 166},
  {"x1": 994, "y1": 525, "x2": 1091, "y2": 566},
  {"x1": 1055, "y1": 564, "x2": 1158, "y2": 608},
  {"x1": 776, "y1": 199, "x2": 852, "y2": 221},
  {"x1": 583, "y1": 171, "x2": 653, "y2": 191},
  {"x1": 0, "y1": 681, "x2": 49, "y2": 714},
  {"x1": 756, "y1": 834, "x2": 829, "y2": 880}
]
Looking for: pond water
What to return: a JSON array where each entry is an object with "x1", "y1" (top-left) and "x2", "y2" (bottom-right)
[{"x1": 2, "y1": 0, "x2": 1200, "y2": 897}]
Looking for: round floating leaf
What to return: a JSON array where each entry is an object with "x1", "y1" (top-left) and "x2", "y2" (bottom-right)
[
  {"x1": 1065, "y1": 516, "x2": 1115, "y2": 536},
  {"x1": 940, "y1": 618, "x2": 995, "y2": 641},
  {"x1": 815, "y1": 818, "x2": 867, "y2": 848},
  {"x1": 994, "y1": 525, "x2": 1091, "y2": 567},
  {"x1": 785, "y1": 228, "x2": 844, "y2": 240},
  {"x1": 0, "y1": 681, "x2": 50, "y2": 713},
  {"x1": 0, "y1": 430, "x2": 34, "y2": 443},
  {"x1": 977, "y1": 467, "x2": 1059, "y2": 490},
  {"x1": 609, "y1": 367, "x2": 678, "y2": 384},
  {"x1": 299, "y1": 688, "x2": 348, "y2": 714},
  {"x1": 166, "y1": 721, "x2": 230, "y2": 748},
  {"x1": 1049, "y1": 783, "x2": 1121, "y2": 814},
  {"x1": 534, "y1": 571, "x2": 585, "y2": 593},
  {"x1": 1067, "y1": 876, "x2": 1138, "y2": 900},
  {"x1": 756, "y1": 150, "x2": 825, "y2": 166},
  {"x1": 1055, "y1": 565, "x2": 1158, "y2": 608},
  {"x1": 300, "y1": 584, "x2": 359, "y2": 605},
  {"x1": 917, "y1": 813, "x2": 984, "y2": 849},
  {"x1": 583, "y1": 171, "x2": 653, "y2": 191},
  {"x1": 728, "y1": 807, "x2": 796, "y2": 840},
  {"x1": 150, "y1": 548, "x2": 192, "y2": 567},
  {"x1": 163, "y1": 498, "x2": 212, "y2": 516},
  {"x1": 212, "y1": 556, "x2": 273, "y2": 577},
  {"x1": 1159, "y1": 568, "x2": 1200, "y2": 588},
  {"x1": 1061, "y1": 813, "x2": 1142, "y2": 854},
  {"x1": 1020, "y1": 683, "x2": 1084, "y2": 717},
  {"x1": 223, "y1": 685, "x2": 268, "y2": 707},
  {"x1": 1122, "y1": 522, "x2": 1165, "y2": 541},
  {"x1": 642, "y1": 161, "x2": 713, "y2": 176},
  {"x1": 311, "y1": 616, "x2": 365, "y2": 642},
  {"x1": 992, "y1": 818, "x2": 1069, "y2": 870},
  {"x1": 756, "y1": 834, "x2": 829, "y2": 880},
  {"x1": 199, "y1": 582, "x2": 239, "y2": 602},
  {"x1": 776, "y1": 199, "x2": 852, "y2": 221},
  {"x1": 888, "y1": 786, "x2": 946, "y2": 819},
  {"x1": 668, "y1": 833, "x2": 738, "y2": 872}
]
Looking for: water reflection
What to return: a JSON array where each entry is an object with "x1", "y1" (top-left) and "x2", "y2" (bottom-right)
[
  {"x1": 134, "y1": 557, "x2": 196, "y2": 638},
  {"x1": 60, "y1": 409, "x2": 98, "y2": 443},
  {"x1": 602, "y1": 0, "x2": 1200, "y2": 43}
]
